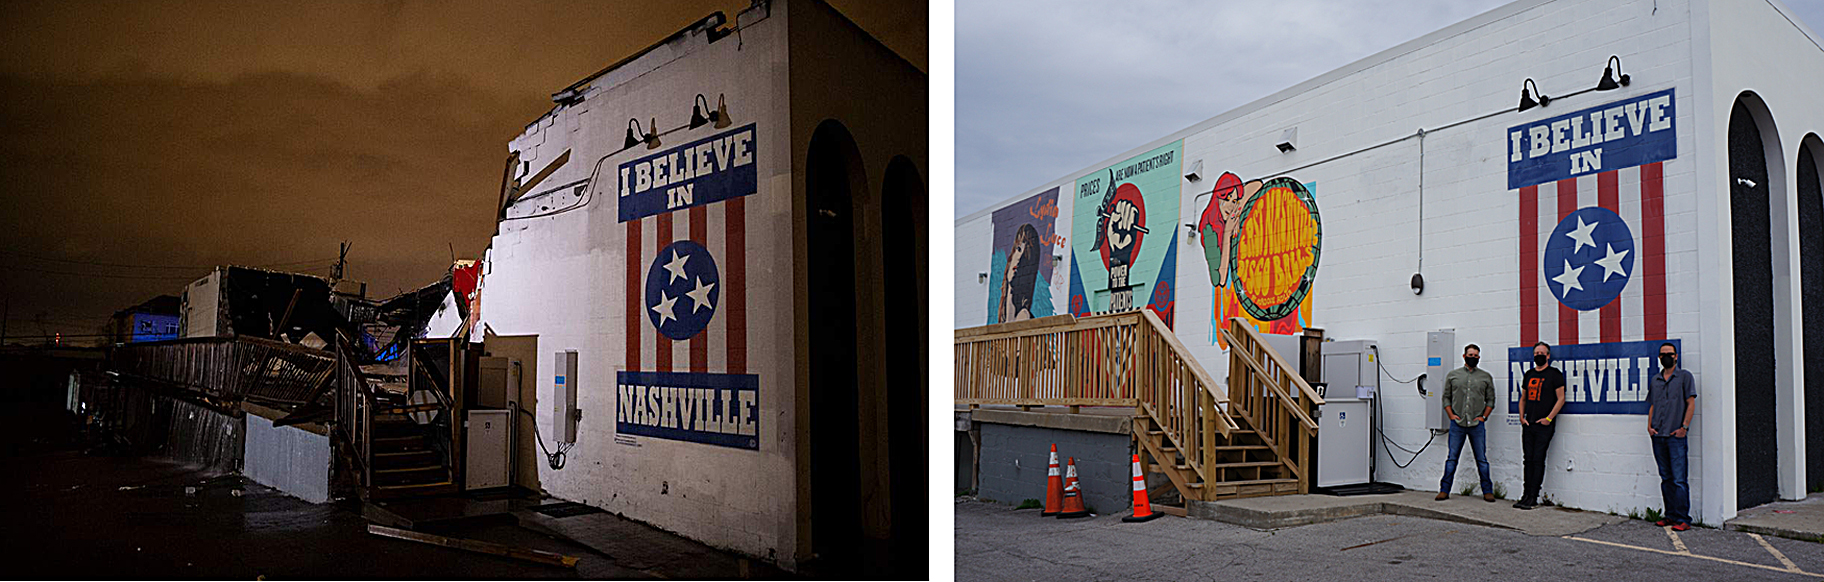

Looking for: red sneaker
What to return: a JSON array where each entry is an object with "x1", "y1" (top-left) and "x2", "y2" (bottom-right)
[
  {"x1": 1654, "y1": 520, "x2": 1670, "y2": 527},
  {"x1": 1671, "y1": 523, "x2": 1690, "y2": 531}
]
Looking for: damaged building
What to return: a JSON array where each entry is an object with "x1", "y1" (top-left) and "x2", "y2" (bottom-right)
[
  {"x1": 477, "y1": 0, "x2": 926, "y2": 573},
  {"x1": 91, "y1": 262, "x2": 478, "y2": 504}
]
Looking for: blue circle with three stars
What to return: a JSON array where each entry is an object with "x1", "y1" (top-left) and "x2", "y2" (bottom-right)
[
  {"x1": 645, "y1": 240, "x2": 721, "y2": 340},
  {"x1": 1543, "y1": 206, "x2": 1635, "y2": 311}
]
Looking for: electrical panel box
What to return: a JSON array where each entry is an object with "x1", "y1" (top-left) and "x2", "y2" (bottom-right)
[
  {"x1": 464, "y1": 409, "x2": 511, "y2": 490},
  {"x1": 1321, "y1": 340, "x2": 1379, "y2": 400},
  {"x1": 554, "y1": 350, "x2": 578, "y2": 444},
  {"x1": 477, "y1": 357, "x2": 514, "y2": 409},
  {"x1": 1316, "y1": 340, "x2": 1377, "y2": 488},
  {"x1": 1425, "y1": 329, "x2": 1455, "y2": 432}
]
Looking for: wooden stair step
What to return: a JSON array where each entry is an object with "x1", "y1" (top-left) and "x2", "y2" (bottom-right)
[
  {"x1": 1211, "y1": 461, "x2": 1283, "y2": 469},
  {"x1": 1213, "y1": 445, "x2": 1270, "y2": 451},
  {"x1": 367, "y1": 480, "x2": 457, "y2": 500},
  {"x1": 374, "y1": 464, "x2": 443, "y2": 475},
  {"x1": 1208, "y1": 478, "x2": 1301, "y2": 498},
  {"x1": 372, "y1": 450, "x2": 437, "y2": 465},
  {"x1": 376, "y1": 480, "x2": 451, "y2": 491}
]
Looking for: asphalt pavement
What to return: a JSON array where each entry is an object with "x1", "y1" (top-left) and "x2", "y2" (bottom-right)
[
  {"x1": 2, "y1": 402, "x2": 786, "y2": 580},
  {"x1": 955, "y1": 498, "x2": 1824, "y2": 581}
]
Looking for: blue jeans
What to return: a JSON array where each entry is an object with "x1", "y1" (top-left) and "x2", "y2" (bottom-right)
[
  {"x1": 1651, "y1": 436, "x2": 1690, "y2": 524},
  {"x1": 1440, "y1": 422, "x2": 1493, "y2": 494}
]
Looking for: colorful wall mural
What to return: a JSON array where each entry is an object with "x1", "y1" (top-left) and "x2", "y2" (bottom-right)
[
  {"x1": 616, "y1": 123, "x2": 761, "y2": 450},
  {"x1": 986, "y1": 188, "x2": 1061, "y2": 324},
  {"x1": 1197, "y1": 172, "x2": 1321, "y2": 347},
  {"x1": 1067, "y1": 141, "x2": 1182, "y2": 327},
  {"x1": 1507, "y1": 89, "x2": 1677, "y2": 417}
]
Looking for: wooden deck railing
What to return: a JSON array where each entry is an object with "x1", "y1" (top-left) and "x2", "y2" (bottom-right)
[
  {"x1": 111, "y1": 335, "x2": 337, "y2": 406},
  {"x1": 957, "y1": 312, "x2": 1327, "y2": 500},
  {"x1": 955, "y1": 310, "x2": 1237, "y2": 485},
  {"x1": 953, "y1": 313, "x2": 1144, "y2": 408},
  {"x1": 1218, "y1": 317, "x2": 1324, "y2": 492},
  {"x1": 1131, "y1": 310, "x2": 1238, "y2": 487}
]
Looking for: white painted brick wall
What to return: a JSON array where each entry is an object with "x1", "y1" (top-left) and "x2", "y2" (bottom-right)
[{"x1": 482, "y1": 7, "x2": 798, "y2": 561}]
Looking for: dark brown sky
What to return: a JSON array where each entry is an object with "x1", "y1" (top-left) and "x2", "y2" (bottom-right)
[{"x1": 0, "y1": 0, "x2": 925, "y2": 344}]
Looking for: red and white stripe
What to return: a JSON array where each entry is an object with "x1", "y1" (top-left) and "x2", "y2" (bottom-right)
[
  {"x1": 624, "y1": 198, "x2": 749, "y2": 374},
  {"x1": 1518, "y1": 162, "x2": 1667, "y2": 346}
]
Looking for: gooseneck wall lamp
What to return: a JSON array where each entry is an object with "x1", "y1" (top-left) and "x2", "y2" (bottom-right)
[
  {"x1": 625, "y1": 118, "x2": 660, "y2": 150},
  {"x1": 1597, "y1": 55, "x2": 1631, "y2": 91},
  {"x1": 691, "y1": 94, "x2": 732, "y2": 130},
  {"x1": 1519, "y1": 78, "x2": 1550, "y2": 112}
]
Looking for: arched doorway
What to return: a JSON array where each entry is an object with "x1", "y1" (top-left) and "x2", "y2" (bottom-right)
[
  {"x1": 1799, "y1": 136, "x2": 1824, "y2": 494},
  {"x1": 805, "y1": 119, "x2": 866, "y2": 570},
  {"x1": 880, "y1": 155, "x2": 927, "y2": 577},
  {"x1": 1728, "y1": 94, "x2": 1788, "y2": 509}
]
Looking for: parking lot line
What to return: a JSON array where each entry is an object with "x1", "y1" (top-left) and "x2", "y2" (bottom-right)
[
  {"x1": 1665, "y1": 528, "x2": 1688, "y2": 553},
  {"x1": 1562, "y1": 535, "x2": 1822, "y2": 579},
  {"x1": 1749, "y1": 533, "x2": 1803, "y2": 573}
]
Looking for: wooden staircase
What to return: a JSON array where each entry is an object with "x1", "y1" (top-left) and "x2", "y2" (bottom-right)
[
  {"x1": 956, "y1": 312, "x2": 1323, "y2": 504},
  {"x1": 332, "y1": 335, "x2": 461, "y2": 502},
  {"x1": 366, "y1": 411, "x2": 457, "y2": 499}
]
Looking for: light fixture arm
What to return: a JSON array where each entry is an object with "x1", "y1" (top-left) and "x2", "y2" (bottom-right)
[{"x1": 1597, "y1": 55, "x2": 1631, "y2": 91}]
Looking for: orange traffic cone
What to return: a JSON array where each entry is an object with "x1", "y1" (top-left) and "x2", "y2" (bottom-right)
[
  {"x1": 1122, "y1": 453, "x2": 1161, "y2": 522},
  {"x1": 1057, "y1": 457, "x2": 1090, "y2": 519},
  {"x1": 1041, "y1": 444, "x2": 1064, "y2": 516}
]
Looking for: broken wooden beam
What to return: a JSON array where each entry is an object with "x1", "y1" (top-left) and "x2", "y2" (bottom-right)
[{"x1": 365, "y1": 524, "x2": 580, "y2": 568}]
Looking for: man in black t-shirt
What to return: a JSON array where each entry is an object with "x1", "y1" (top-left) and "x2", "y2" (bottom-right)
[{"x1": 1515, "y1": 341, "x2": 1566, "y2": 510}]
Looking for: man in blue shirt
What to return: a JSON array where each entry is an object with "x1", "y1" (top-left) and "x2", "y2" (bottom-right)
[{"x1": 1647, "y1": 342, "x2": 1697, "y2": 531}]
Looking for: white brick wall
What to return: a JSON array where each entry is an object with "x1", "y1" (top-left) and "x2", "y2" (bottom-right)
[
  {"x1": 481, "y1": 6, "x2": 798, "y2": 561},
  {"x1": 956, "y1": 0, "x2": 1824, "y2": 524}
]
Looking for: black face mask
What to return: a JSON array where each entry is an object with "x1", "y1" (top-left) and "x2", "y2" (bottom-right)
[
  {"x1": 1465, "y1": 356, "x2": 1479, "y2": 368},
  {"x1": 1534, "y1": 355, "x2": 1549, "y2": 367},
  {"x1": 1660, "y1": 354, "x2": 1676, "y2": 368}
]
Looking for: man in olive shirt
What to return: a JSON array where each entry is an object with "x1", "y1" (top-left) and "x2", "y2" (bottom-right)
[
  {"x1": 1648, "y1": 342, "x2": 1697, "y2": 531},
  {"x1": 1515, "y1": 341, "x2": 1565, "y2": 510},
  {"x1": 1438, "y1": 344, "x2": 1497, "y2": 502}
]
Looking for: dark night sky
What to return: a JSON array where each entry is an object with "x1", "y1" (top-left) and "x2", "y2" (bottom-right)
[{"x1": 0, "y1": 0, "x2": 925, "y2": 344}]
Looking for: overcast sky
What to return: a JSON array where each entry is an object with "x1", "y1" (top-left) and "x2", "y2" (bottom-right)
[
  {"x1": 956, "y1": 0, "x2": 1824, "y2": 218},
  {"x1": 0, "y1": 0, "x2": 922, "y2": 343}
]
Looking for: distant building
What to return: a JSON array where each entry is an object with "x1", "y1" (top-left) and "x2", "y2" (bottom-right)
[
  {"x1": 110, "y1": 295, "x2": 179, "y2": 344},
  {"x1": 480, "y1": 0, "x2": 926, "y2": 572}
]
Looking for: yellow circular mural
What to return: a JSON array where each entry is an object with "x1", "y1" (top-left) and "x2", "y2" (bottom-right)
[{"x1": 1228, "y1": 177, "x2": 1322, "y2": 321}]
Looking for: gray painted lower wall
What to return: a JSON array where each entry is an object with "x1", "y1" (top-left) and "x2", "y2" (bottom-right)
[
  {"x1": 243, "y1": 414, "x2": 331, "y2": 504},
  {"x1": 158, "y1": 396, "x2": 243, "y2": 472},
  {"x1": 976, "y1": 422, "x2": 1132, "y2": 516},
  {"x1": 956, "y1": 431, "x2": 974, "y2": 492}
]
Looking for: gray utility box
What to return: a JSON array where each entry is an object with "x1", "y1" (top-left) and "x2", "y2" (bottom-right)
[
  {"x1": 1316, "y1": 340, "x2": 1377, "y2": 488},
  {"x1": 476, "y1": 356, "x2": 518, "y2": 410},
  {"x1": 1425, "y1": 329, "x2": 1456, "y2": 432},
  {"x1": 554, "y1": 350, "x2": 578, "y2": 444},
  {"x1": 465, "y1": 409, "x2": 512, "y2": 490}
]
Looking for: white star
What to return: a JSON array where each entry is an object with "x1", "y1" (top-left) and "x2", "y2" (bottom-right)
[
  {"x1": 685, "y1": 277, "x2": 717, "y2": 314},
  {"x1": 649, "y1": 291, "x2": 678, "y2": 325},
  {"x1": 1594, "y1": 244, "x2": 1631, "y2": 282},
  {"x1": 662, "y1": 250, "x2": 690, "y2": 284},
  {"x1": 1564, "y1": 216, "x2": 1598, "y2": 253},
  {"x1": 1552, "y1": 260, "x2": 1586, "y2": 296}
]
